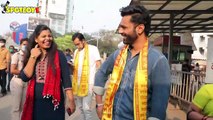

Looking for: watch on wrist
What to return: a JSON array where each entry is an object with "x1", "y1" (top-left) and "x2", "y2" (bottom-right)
[{"x1": 31, "y1": 55, "x2": 36, "y2": 60}]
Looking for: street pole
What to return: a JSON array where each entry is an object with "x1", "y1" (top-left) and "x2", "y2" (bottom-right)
[{"x1": 97, "y1": 39, "x2": 99, "y2": 48}]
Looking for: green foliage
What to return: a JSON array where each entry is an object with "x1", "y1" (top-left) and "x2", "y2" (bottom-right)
[
  {"x1": 88, "y1": 30, "x2": 122, "y2": 56},
  {"x1": 83, "y1": 33, "x2": 93, "y2": 41},
  {"x1": 97, "y1": 30, "x2": 121, "y2": 55},
  {"x1": 54, "y1": 30, "x2": 122, "y2": 56},
  {"x1": 98, "y1": 39, "x2": 119, "y2": 55},
  {"x1": 149, "y1": 33, "x2": 161, "y2": 45},
  {"x1": 54, "y1": 34, "x2": 75, "y2": 52}
]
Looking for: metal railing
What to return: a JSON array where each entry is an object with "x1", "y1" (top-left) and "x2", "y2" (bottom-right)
[{"x1": 170, "y1": 70, "x2": 206, "y2": 103}]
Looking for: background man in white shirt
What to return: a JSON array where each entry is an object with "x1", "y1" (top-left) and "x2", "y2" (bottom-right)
[{"x1": 72, "y1": 32, "x2": 101, "y2": 120}]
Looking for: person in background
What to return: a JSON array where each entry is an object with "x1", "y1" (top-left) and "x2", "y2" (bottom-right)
[
  {"x1": 187, "y1": 84, "x2": 213, "y2": 120},
  {"x1": 9, "y1": 45, "x2": 15, "y2": 54},
  {"x1": 93, "y1": 5, "x2": 171, "y2": 120},
  {"x1": 10, "y1": 38, "x2": 28, "y2": 120},
  {"x1": 7, "y1": 45, "x2": 16, "y2": 92},
  {"x1": 0, "y1": 38, "x2": 10, "y2": 97},
  {"x1": 182, "y1": 59, "x2": 191, "y2": 98},
  {"x1": 19, "y1": 25, "x2": 75, "y2": 120},
  {"x1": 65, "y1": 48, "x2": 73, "y2": 62},
  {"x1": 194, "y1": 63, "x2": 200, "y2": 82},
  {"x1": 65, "y1": 48, "x2": 73, "y2": 74},
  {"x1": 72, "y1": 32, "x2": 101, "y2": 120},
  {"x1": 182, "y1": 59, "x2": 191, "y2": 72},
  {"x1": 194, "y1": 63, "x2": 200, "y2": 73}
]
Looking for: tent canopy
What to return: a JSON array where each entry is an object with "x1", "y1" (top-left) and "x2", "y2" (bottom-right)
[{"x1": 130, "y1": 0, "x2": 213, "y2": 34}]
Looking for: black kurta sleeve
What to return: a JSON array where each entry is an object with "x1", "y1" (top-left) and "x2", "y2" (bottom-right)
[
  {"x1": 58, "y1": 50, "x2": 72, "y2": 89},
  {"x1": 20, "y1": 69, "x2": 32, "y2": 82}
]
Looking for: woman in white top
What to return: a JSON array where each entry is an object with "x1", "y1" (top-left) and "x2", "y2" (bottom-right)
[{"x1": 10, "y1": 38, "x2": 28, "y2": 120}]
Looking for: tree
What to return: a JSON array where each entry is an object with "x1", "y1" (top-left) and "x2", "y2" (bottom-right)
[
  {"x1": 149, "y1": 33, "x2": 161, "y2": 44},
  {"x1": 54, "y1": 34, "x2": 74, "y2": 52},
  {"x1": 54, "y1": 32, "x2": 94, "y2": 52},
  {"x1": 90, "y1": 29, "x2": 122, "y2": 56},
  {"x1": 54, "y1": 30, "x2": 122, "y2": 57}
]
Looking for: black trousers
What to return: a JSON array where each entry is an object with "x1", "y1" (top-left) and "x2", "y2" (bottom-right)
[
  {"x1": 7, "y1": 64, "x2": 13, "y2": 91},
  {"x1": 0, "y1": 69, "x2": 7, "y2": 94}
]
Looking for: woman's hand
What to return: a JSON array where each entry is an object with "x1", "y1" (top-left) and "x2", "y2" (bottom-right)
[
  {"x1": 65, "y1": 89, "x2": 76, "y2": 115},
  {"x1": 23, "y1": 44, "x2": 41, "y2": 78},
  {"x1": 30, "y1": 44, "x2": 41, "y2": 58},
  {"x1": 68, "y1": 98, "x2": 76, "y2": 115}
]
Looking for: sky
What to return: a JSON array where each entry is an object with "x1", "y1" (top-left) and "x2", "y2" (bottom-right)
[
  {"x1": 72, "y1": 0, "x2": 130, "y2": 33},
  {"x1": 0, "y1": 0, "x2": 130, "y2": 35}
]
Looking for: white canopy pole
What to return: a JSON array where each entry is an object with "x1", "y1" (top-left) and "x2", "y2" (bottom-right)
[{"x1": 205, "y1": 37, "x2": 213, "y2": 83}]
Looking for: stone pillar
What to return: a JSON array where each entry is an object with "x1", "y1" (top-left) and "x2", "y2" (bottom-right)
[{"x1": 205, "y1": 36, "x2": 213, "y2": 83}]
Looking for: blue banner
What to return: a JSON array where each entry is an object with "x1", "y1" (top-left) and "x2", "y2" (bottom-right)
[{"x1": 12, "y1": 24, "x2": 27, "y2": 45}]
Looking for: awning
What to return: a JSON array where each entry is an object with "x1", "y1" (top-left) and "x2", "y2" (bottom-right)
[{"x1": 130, "y1": 0, "x2": 213, "y2": 34}]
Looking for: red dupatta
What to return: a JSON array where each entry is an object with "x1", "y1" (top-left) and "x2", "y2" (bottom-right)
[{"x1": 21, "y1": 51, "x2": 61, "y2": 120}]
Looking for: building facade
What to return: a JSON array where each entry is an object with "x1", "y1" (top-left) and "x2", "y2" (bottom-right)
[
  {"x1": 37, "y1": 0, "x2": 74, "y2": 35},
  {"x1": 191, "y1": 33, "x2": 213, "y2": 60},
  {"x1": 65, "y1": 0, "x2": 74, "y2": 33}
]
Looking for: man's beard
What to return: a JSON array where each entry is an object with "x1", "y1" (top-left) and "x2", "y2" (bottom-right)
[{"x1": 122, "y1": 32, "x2": 138, "y2": 45}]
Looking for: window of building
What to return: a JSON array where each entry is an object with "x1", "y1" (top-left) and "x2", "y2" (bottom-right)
[
  {"x1": 179, "y1": 51, "x2": 186, "y2": 61},
  {"x1": 199, "y1": 47, "x2": 205, "y2": 55},
  {"x1": 52, "y1": 20, "x2": 56, "y2": 25},
  {"x1": 58, "y1": 27, "x2": 63, "y2": 31},
  {"x1": 57, "y1": 20, "x2": 64, "y2": 26},
  {"x1": 200, "y1": 35, "x2": 205, "y2": 42},
  {"x1": 52, "y1": 0, "x2": 55, "y2": 4},
  {"x1": 51, "y1": 25, "x2": 55, "y2": 31},
  {"x1": 172, "y1": 50, "x2": 186, "y2": 62}
]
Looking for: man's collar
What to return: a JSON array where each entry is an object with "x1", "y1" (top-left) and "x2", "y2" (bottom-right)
[{"x1": 127, "y1": 43, "x2": 151, "y2": 52}]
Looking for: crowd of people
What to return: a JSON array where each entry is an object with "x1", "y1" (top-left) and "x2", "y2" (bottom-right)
[{"x1": 0, "y1": 4, "x2": 212, "y2": 120}]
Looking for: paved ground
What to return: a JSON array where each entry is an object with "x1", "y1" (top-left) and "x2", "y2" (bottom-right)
[
  {"x1": 0, "y1": 93, "x2": 185, "y2": 120},
  {"x1": 166, "y1": 103, "x2": 186, "y2": 120}
]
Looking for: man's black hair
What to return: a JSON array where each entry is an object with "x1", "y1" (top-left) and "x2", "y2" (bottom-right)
[
  {"x1": 72, "y1": 32, "x2": 85, "y2": 41},
  {"x1": 20, "y1": 38, "x2": 28, "y2": 44},
  {"x1": 0, "y1": 38, "x2": 6, "y2": 43},
  {"x1": 66, "y1": 48, "x2": 71, "y2": 52},
  {"x1": 120, "y1": 5, "x2": 151, "y2": 36}
]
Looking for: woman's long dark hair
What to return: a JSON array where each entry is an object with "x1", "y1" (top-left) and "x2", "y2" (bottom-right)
[{"x1": 24, "y1": 24, "x2": 58, "y2": 71}]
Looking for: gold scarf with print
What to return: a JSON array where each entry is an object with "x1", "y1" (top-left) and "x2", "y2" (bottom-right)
[
  {"x1": 72, "y1": 44, "x2": 89, "y2": 97},
  {"x1": 102, "y1": 40, "x2": 148, "y2": 120}
]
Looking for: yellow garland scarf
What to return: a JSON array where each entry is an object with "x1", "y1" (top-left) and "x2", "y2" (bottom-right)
[
  {"x1": 102, "y1": 40, "x2": 148, "y2": 120},
  {"x1": 72, "y1": 44, "x2": 89, "y2": 97}
]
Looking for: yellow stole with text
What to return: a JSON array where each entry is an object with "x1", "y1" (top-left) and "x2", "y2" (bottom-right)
[
  {"x1": 72, "y1": 44, "x2": 89, "y2": 97},
  {"x1": 102, "y1": 40, "x2": 148, "y2": 120}
]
